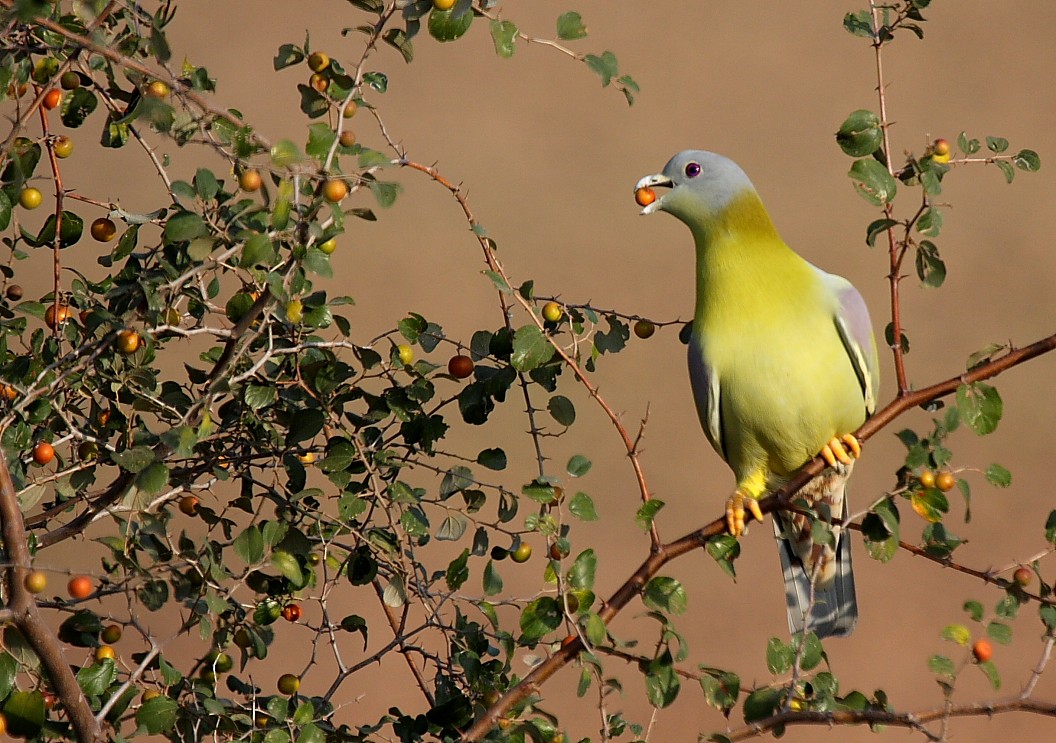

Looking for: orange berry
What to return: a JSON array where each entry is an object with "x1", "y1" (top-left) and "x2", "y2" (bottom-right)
[
  {"x1": 32, "y1": 442, "x2": 55, "y2": 466},
  {"x1": 91, "y1": 217, "x2": 117, "y2": 242},
  {"x1": 322, "y1": 178, "x2": 348, "y2": 203},
  {"x1": 634, "y1": 187, "x2": 656, "y2": 207},
  {"x1": 67, "y1": 575, "x2": 93, "y2": 600},
  {"x1": 936, "y1": 471, "x2": 956, "y2": 492},
  {"x1": 178, "y1": 495, "x2": 200, "y2": 516},
  {"x1": 94, "y1": 645, "x2": 116, "y2": 662},
  {"x1": 116, "y1": 329, "x2": 141, "y2": 354},
  {"x1": 239, "y1": 169, "x2": 262, "y2": 192},
  {"x1": 972, "y1": 638, "x2": 992, "y2": 663},
  {"x1": 44, "y1": 303, "x2": 72, "y2": 329},
  {"x1": 281, "y1": 603, "x2": 303, "y2": 622},
  {"x1": 42, "y1": 88, "x2": 61, "y2": 110}
]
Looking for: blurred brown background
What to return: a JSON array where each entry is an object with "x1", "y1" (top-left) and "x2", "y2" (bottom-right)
[{"x1": 22, "y1": 1, "x2": 1056, "y2": 740}]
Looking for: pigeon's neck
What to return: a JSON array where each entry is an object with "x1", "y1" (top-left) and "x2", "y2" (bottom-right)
[{"x1": 691, "y1": 189, "x2": 803, "y2": 322}]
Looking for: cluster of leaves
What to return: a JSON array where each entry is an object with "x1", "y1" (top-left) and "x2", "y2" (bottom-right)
[{"x1": 0, "y1": 1, "x2": 671, "y2": 741}]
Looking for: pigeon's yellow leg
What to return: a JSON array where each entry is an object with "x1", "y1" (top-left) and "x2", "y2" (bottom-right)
[
  {"x1": 727, "y1": 472, "x2": 767, "y2": 537},
  {"x1": 820, "y1": 434, "x2": 862, "y2": 468}
]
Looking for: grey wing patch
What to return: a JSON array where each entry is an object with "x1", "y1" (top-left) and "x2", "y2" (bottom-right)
[
  {"x1": 813, "y1": 267, "x2": 880, "y2": 416},
  {"x1": 687, "y1": 332, "x2": 725, "y2": 461},
  {"x1": 775, "y1": 496, "x2": 858, "y2": 638}
]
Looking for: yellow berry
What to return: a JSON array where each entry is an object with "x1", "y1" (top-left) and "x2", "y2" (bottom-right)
[{"x1": 541, "y1": 301, "x2": 563, "y2": 323}]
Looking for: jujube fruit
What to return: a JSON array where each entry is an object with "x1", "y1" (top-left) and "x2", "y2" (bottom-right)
[
  {"x1": 19, "y1": 187, "x2": 43, "y2": 209},
  {"x1": 633, "y1": 319, "x2": 655, "y2": 339},
  {"x1": 935, "y1": 471, "x2": 956, "y2": 492},
  {"x1": 541, "y1": 301, "x2": 563, "y2": 323},
  {"x1": 53, "y1": 135, "x2": 73, "y2": 158},
  {"x1": 23, "y1": 570, "x2": 47, "y2": 594},
  {"x1": 322, "y1": 178, "x2": 348, "y2": 202},
  {"x1": 307, "y1": 52, "x2": 330, "y2": 72},
  {"x1": 634, "y1": 187, "x2": 656, "y2": 206},
  {"x1": 67, "y1": 575, "x2": 93, "y2": 599},
  {"x1": 32, "y1": 442, "x2": 55, "y2": 465},
  {"x1": 277, "y1": 673, "x2": 300, "y2": 695},
  {"x1": 447, "y1": 354, "x2": 474, "y2": 379},
  {"x1": 42, "y1": 88, "x2": 61, "y2": 110},
  {"x1": 972, "y1": 638, "x2": 992, "y2": 663},
  {"x1": 91, "y1": 217, "x2": 117, "y2": 242},
  {"x1": 239, "y1": 169, "x2": 262, "y2": 192}
]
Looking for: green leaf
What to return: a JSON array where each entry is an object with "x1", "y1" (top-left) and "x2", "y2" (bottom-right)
[
  {"x1": 0, "y1": 191, "x2": 11, "y2": 231},
  {"x1": 743, "y1": 686, "x2": 783, "y2": 723},
  {"x1": 566, "y1": 454, "x2": 591, "y2": 478},
  {"x1": 136, "y1": 695, "x2": 179, "y2": 735},
  {"x1": 642, "y1": 576, "x2": 687, "y2": 615},
  {"x1": 645, "y1": 649, "x2": 681, "y2": 708},
  {"x1": 956, "y1": 382, "x2": 1002, "y2": 435},
  {"x1": 548, "y1": 395, "x2": 575, "y2": 426},
  {"x1": 240, "y1": 233, "x2": 277, "y2": 268},
  {"x1": 985, "y1": 464, "x2": 1011, "y2": 488},
  {"x1": 0, "y1": 654, "x2": 16, "y2": 700},
  {"x1": 437, "y1": 513, "x2": 468, "y2": 541},
  {"x1": 483, "y1": 560, "x2": 503, "y2": 596},
  {"x1": 111, "y1": 446, "x2": 155, "y2": 474},
  {"x1": 234, "y1": 525, "x2": 265, "y2": 564},
  {"x1": 842, "y1": 10, "x2": 874, "y2": 37},
  {"x1": 699, "y1": 668, "x2": 740, "y2": 712},
  {"x1": 445, "y1": 549, "x2": 470, "y2": 591},
  {"x1": 942, "y1": 623, "x2": 971, "y2": 645},
  {"x1": 568, "y1": 549, "x2": 596, "y2": 591},
  {"x1": 1013, "y1": 149, "x2": 1041, "y2": 171},
  {"x1": 958, "y1": 131, "x2": 981, "y2": 155},
  {"x1": 635, "y1": 499, "x2": 664, "y2": 531},
  {"x1": 987, "y1": 620, "x2": 1012, "y2": 645},
  {"x1": 519, "y1": 597, "x2": 562, "y2": 642},
  {"x1": 489, "y1": 20, "x2": 517, "y2": 58},
  {"x1": 977, "y1": 659, "x2": 1000, "y2": 689},
  {"x1": 848, "y1": 158, "x2": 897, "y2": 205},
  {"x1": 836, "y1": 109, "x2": 883, "y2": 157},
  {"x1": 706, "y1": 534, "x2": 740, "y2": 578},
  {"x1": 584, "y1": 612, "x2": 606, "y2": 644},
  {"x1": 273, "y1": 43, "x2": 304, "y2": 70},
  {"x1": 766, "y1": 637, "x2": 794, "y2": 674},
  {"x1": 61, "y1": 87, "x2": 98, "y2": 128},
  {"x1": 476, "y1": 448, "x2": 507, "y2": 470},
  {"x1": 915, "y1": 240, "x2": 946, "y2": 287},
  {"x1": 136, "y1": 462, "x2": 169, "y2": 496},
  {"x1": 995, "y1": 160, "x2": 1015, "y2": 184},
  {"x1": 26, "y1": 211, "x2": 83, "y2": 249},
  {"x1": 964, "y1": 600, "x2": 984, "y2": 622},
  {"x1": 369, "y1": 181, "x2": 401, "y2": 208},
  {"x1": 429, "y1": 7, "x2": 473, "y2": 42},
  {"x1": 986, "y1": 136, "x2": 1009, "y2": 153},
  {"x1": 271, "y1": 550, "x2": 304, "y2": 585},
  {"x1": 511, "y1": 325, "x2": 555, "y2": 372},
  {"x1": 77, "y1": 658, "x2": 116, "y2": 695},
  {"x1": 163, "y1": 211, "x2": 208, "y2": 242},
  {"x1": 569, "y1": 491, "x2": 598, "y2": 521},
  {"x1": 916, "y1": 207, "x2": 942, "y2": 237},
  {"x1": 584, "y1": 51, "x2": 618, "y2": 86},
  {"x1": 928, "y1": 654, "x2": 956, "y2": 678},
  {"x1": 3, "y1": 690, "x2": 44, "y2": 739},
  {"x1": 865, "y1": 218, "x2": 898, "y2": 247},
  {"x1": 556, "y1": 11, "x2": 588, "y2": 40}
]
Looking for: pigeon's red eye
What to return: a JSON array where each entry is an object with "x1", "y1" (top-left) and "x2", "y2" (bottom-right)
[{"x1": 685, "y1": 162, "x2": 701, "y2": 178}]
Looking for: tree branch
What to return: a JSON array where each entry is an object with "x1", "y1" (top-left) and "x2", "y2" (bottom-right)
[{"x1": 461, "y1": 330, "x2": 1056, "y2": 741}]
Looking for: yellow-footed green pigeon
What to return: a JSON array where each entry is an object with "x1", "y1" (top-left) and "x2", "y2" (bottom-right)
[{"x1": 635, "y1": 151, "x2": 879, "y2": 637}]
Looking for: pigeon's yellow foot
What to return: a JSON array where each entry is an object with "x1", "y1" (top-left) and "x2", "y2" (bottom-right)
[
  {"x1": 726, "y1": 489, "x2": 764, "y2": 537},
  {"x1": 820, "y1": 434, "x2": 862, "y2": 468}
]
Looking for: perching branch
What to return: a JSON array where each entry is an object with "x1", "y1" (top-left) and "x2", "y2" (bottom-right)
[{"x1": 462, "y1": 330, "x2": 1056, "y2": 741}]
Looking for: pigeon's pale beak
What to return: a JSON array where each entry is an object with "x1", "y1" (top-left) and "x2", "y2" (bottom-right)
[{"x1": 634, "y1": 173, "x2": 673, "y2": 215}]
